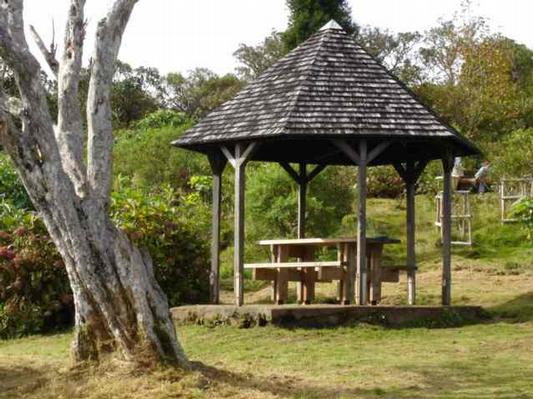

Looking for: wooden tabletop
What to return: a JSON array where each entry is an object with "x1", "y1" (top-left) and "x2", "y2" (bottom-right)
[{"x1": 258, "y1": 237, "x2": 400, "y2": 246}]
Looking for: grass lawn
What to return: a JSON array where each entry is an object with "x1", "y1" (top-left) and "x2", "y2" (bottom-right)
[
  {"x1": 1, "y1": 194, "x2": 532, "y2": 398},
  {"x1": 1, "y1": 320, "x2": 533, "y2": 398}
]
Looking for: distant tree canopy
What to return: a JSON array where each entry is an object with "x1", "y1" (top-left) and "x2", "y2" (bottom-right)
[
  {"x1": 283, "y1": 0, "x2": 358, "y2": 50},
  {"x1": 234, "y1": 31, "x2": 287, "y2": 80},
  {"x1": 165, "y1": 68, "x2": 243, "y2": 119}
]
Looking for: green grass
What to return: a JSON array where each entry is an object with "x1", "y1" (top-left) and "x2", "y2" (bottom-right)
[
  {"x1": 1, "y1": 322, "x2": 533, "y2": 398},
  {"x1": 0, "y1": 194, "x2": 531, "y2": 398}
]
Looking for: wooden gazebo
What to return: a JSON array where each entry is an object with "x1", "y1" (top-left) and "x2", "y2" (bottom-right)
[{"x1": 172, "y1": 20, "x2": 481, "y2": 307}]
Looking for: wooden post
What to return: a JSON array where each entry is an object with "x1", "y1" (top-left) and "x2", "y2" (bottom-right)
[
  {"x1": 208, "y1": 152, "x2": 226, "y2": 304},
  {"x1": 298, "y1": 163, "x2": 307, "y2": 239},
  {"x1": 221, "y1": 142, "x2": 258, "y2": 306},
  {"x1": 393, "y1": 159, "x2": 428, "y2": 306},
  {"x1": 442, "y1": 153, "x2": 453, "y2": 306},
  {"x1": 332, "y1": 139, "x2": 390, "y2": 306},
  {"x1": 234, "y1": 145, "x2": 246, "y2": 306},
  {"x1": 406, "y1": 176, "x2": 416, "y2": 305},
  {"x1": 357, "y1": 140, "x2": 368, "y2": 305}
]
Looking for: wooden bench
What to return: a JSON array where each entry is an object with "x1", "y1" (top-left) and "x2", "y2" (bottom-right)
[
  {"x1": 245, "y1": 260, "x2": 349, "y2": 304},
  {"x1": 379, "y1": 265, "x2": 416, "y2": 283},
  {"x1": 244, "y1": 261, "x2": 346, "y2": 283}
]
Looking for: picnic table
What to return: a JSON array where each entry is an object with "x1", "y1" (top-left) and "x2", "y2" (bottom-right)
[{"x1": 244, "y1": 237, "x2": 401, "y2": 305}]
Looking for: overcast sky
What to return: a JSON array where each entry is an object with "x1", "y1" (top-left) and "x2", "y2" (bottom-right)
[{"x1": 24, "y1": 0, "x2": 533, "y2": 76}]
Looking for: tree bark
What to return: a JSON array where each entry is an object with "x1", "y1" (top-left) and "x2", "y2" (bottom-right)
[{"x1": 0, "y1": 0, "x2": 188, "y2": 367}]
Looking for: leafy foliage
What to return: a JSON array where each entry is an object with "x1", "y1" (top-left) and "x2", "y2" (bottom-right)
[
  {"x1": 110, "y1": 182, "x2": 210, "y2": 306},
  {"x1": 246, "y1": 164, "x2": 354, "y2": 241},
  {"x1": 234, "y1": 31, "x2": 287, "y2": 80},
  {"x1": 165, "y1": 68, "x2": 243, "y2": 119},
  {"x1": 110, "y1": 62, "x2": 165, "y2": 128},
  {"x1": 0, "y1": 216, "x2": 73, "y2": 339},
  {"x1": 357, "y1": 27, "x2": 422, "y2": 85},
  {"x1": 283, "y1": 0, "x2": 358, "y2": 50},
  {"x1": 132, "y1": 109, "x2": 190, "y2": 130},
  {"x1": 511, "y1": 198, "x2": 533, "y2": 240},
  {"x1": 366, "y1": 166, "x2": 404, "y2": 198},
  {"x1": 113, "y1": 115, "x2": 208, "y2": 191},
  {"x1": 490, "y1": 128, "x2": 533, "y2": 179},
  {"x1": 0, "y1": 153, "x2": 32, "y2": 210}
]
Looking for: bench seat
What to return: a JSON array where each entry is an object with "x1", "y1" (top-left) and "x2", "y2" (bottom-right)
[
  {"x1": 245, "y1": 261, "x2": 346, "y2": 282},
  {"x1": 244, "y1": 261, "x2": 344, "y2": 269},
  {"x1": 380, "y1": 265, "x2": 416, "y2": 283}
]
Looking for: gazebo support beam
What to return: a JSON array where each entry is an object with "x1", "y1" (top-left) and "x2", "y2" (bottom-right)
[
  {"x1": 393, "y1": 159, "x2": 429, "y2": 305},
  {"x1": 279, "y1": 162, "x2": 327, "y2": 304},
  {"x1": 208, "y1": 151, "x2": 227, "y2": 304},
  {"x1": 333, "y1": 139, "x2": 391, "y2": 305},
  {"x1": 356, "y1": 140, "x2": 368, "y2": 305},
  {"x1": 278, "y1": 162, "x2": 327, "y2": 238},
  {"x1": 297, "y1": 163, "x2": 307, "y2": 239},
  {"x1": 222, "y1": 142, "x2": 258, "y2": 306},
  {"x1": 441, "y1": 151, "x2": 454, "y2": 305}
]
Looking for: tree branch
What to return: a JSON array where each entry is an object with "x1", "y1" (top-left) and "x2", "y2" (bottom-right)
[
  {"x1": 29, "y1": 25, "x2": 59, "y2": 75},
  {"x1": 56, "y1": 0, "x2": 88, "y2": 197},
  {"x1": 0, "y1": 0, "x2": 63, "y2": 185},
  {"x1": 87, "y1": 0, "x2": 138, "y2": 209}
]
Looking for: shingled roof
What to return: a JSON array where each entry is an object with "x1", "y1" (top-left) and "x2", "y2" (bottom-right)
[{"x1": 172, "y1": 20, "x2": 480, "y2": 165}]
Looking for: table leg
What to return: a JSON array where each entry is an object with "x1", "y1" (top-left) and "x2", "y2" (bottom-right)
[
  {"x1": 276, "y1": 245, "x2": 289, "y2": 304},
  {"x1": 301, "y1": 246, "x2": 316, "y2": 304},
  {"x1": 342, "y1": 243, "x2": 356, "y2": 304},
  {"x1": 270, "y1": 245, "x2": 278, "y2": 303},
  {"x1": 336, "y1": 244, "x2": 343, "y2": 302},
  {"x1": 369, "y1": 244, "x2": 384, "y2": 305}
]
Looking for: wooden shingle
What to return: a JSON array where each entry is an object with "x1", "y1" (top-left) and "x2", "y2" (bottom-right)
[{"x1": 172, "y1": 20, "x2": 480, "y2": 165}]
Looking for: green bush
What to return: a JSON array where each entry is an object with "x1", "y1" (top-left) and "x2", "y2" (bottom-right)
[
  {"x1": 491, "y1": 128, "x2": 533, "y2": 180},
  {"x1": 113, "y1": 122, "x2": 209, "y2": 191},
  {"x1": 0, "y1": 177, "x2": 211, "y2": 338},
  {"x1": 133, "y1": 109, "x2": 190, "y2": 130},
  {"x1": 111, "y1": 181, "x2": 210, "y2": 306},
  {"x1": 245, "y1": 163, "x2": 354, "y2": 243},
  {"x1": 0, "y1": 215, "x2": 73, "y2": 339},
  {"x1": 366, "y1": 166, "x2": 404, "y2": 198},
  {"x1": 511, "y1": 197, "x2": 533, "y2": 240},
  {"x1": 0, "y1": 153, "x2": 32, "y2": 210}
]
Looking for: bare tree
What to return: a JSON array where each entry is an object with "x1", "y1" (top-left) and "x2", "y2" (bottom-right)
[{"x1": 0, "y1": 0, "x2": 188, "y2": 367}]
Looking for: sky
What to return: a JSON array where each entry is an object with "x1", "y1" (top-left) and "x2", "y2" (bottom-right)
[{"x1": 24, "y1": 0, "x2": 533, "y2": 77}]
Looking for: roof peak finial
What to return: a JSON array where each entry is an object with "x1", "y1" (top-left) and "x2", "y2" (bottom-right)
[{"x1": 319, "y1": 19, "x2": 344, "y2": 31}]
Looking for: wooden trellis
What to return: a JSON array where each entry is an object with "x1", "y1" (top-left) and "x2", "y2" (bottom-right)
[
  {"x1": 435, "y1": 190, "x2": 472, "y2": 246},
  {"x1": 500, "y1": 178, "x2": 533, "y2": 223}
]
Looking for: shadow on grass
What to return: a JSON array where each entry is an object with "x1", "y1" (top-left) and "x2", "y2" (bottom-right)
[
  {"x1": 489, "y1": 291, "x2": 533, "y2": 322},
  {"x1": 192, "y1": 360, "x2": 383, "y2": 398},
  {"x1": 0, "y1": 365, "x2": 48, "y2": 398},
  {"x1": 191, "y1": 360, "x2": 531, "y2": 399}
]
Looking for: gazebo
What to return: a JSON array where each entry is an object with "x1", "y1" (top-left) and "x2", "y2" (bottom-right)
[{"x1": 172, "y1": 20, "x2": 481, "y2": 307}]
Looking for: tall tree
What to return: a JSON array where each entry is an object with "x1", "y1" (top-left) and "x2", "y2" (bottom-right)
[
  {"x1": 165, "y1": 68, "x2": 243, "y2": 118},
  {"x1": 357, "y1": 27, "x2": 422, "y2": 85},
  {"x1": 0, "y1": 0, "x2": 187, "y2": 366},
  {"x1": 283, "y1": 0, "x2": 358, "y2": 50},
  {"x1": 111, "y1": 62, "x2": 163, "y2": 127},
  {"x1": 233, "y1": 31, "x2": 287, "y2": 80}
]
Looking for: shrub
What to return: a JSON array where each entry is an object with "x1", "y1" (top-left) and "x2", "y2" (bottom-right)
[
  {"x1": 0, "y1": 179, "x2": 211, "y2": 338},
  {"x1": 0, "y1": 215, "x2": 73, "y2": 339},
  {"x1": 245, "y1": 164, "x2": 354, "y2": 243},
  {"x1": 113, "y1": 123, "x2": 209, "y2": 191},
  {"x1": 491, "y1": 128, "x2": 533, "y2": 180},
  {"x1": 511, "y1": 197, "x2": 533, "y2": 240},
  {"x1": 133, "y1": 109, "x2": 190, "y2": 130},
  {"x1": 0, "y1": 153, "x2": 32, "y2": 210},
  {"x1": 111, "y1": 182, "x2": 210, "y2": 306},
  {"x1": 366, "y1": 166, "x2": 404, "y2": 198}
]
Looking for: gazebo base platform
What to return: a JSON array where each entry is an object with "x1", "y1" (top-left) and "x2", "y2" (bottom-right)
[{"x1": 171, "y1": 304, "x2": 487, "y2": 328}]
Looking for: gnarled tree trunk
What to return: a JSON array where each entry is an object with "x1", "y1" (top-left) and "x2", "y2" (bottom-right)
[{"x1": 0, "y1": 0, "x2": 188, "y2": 366}]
